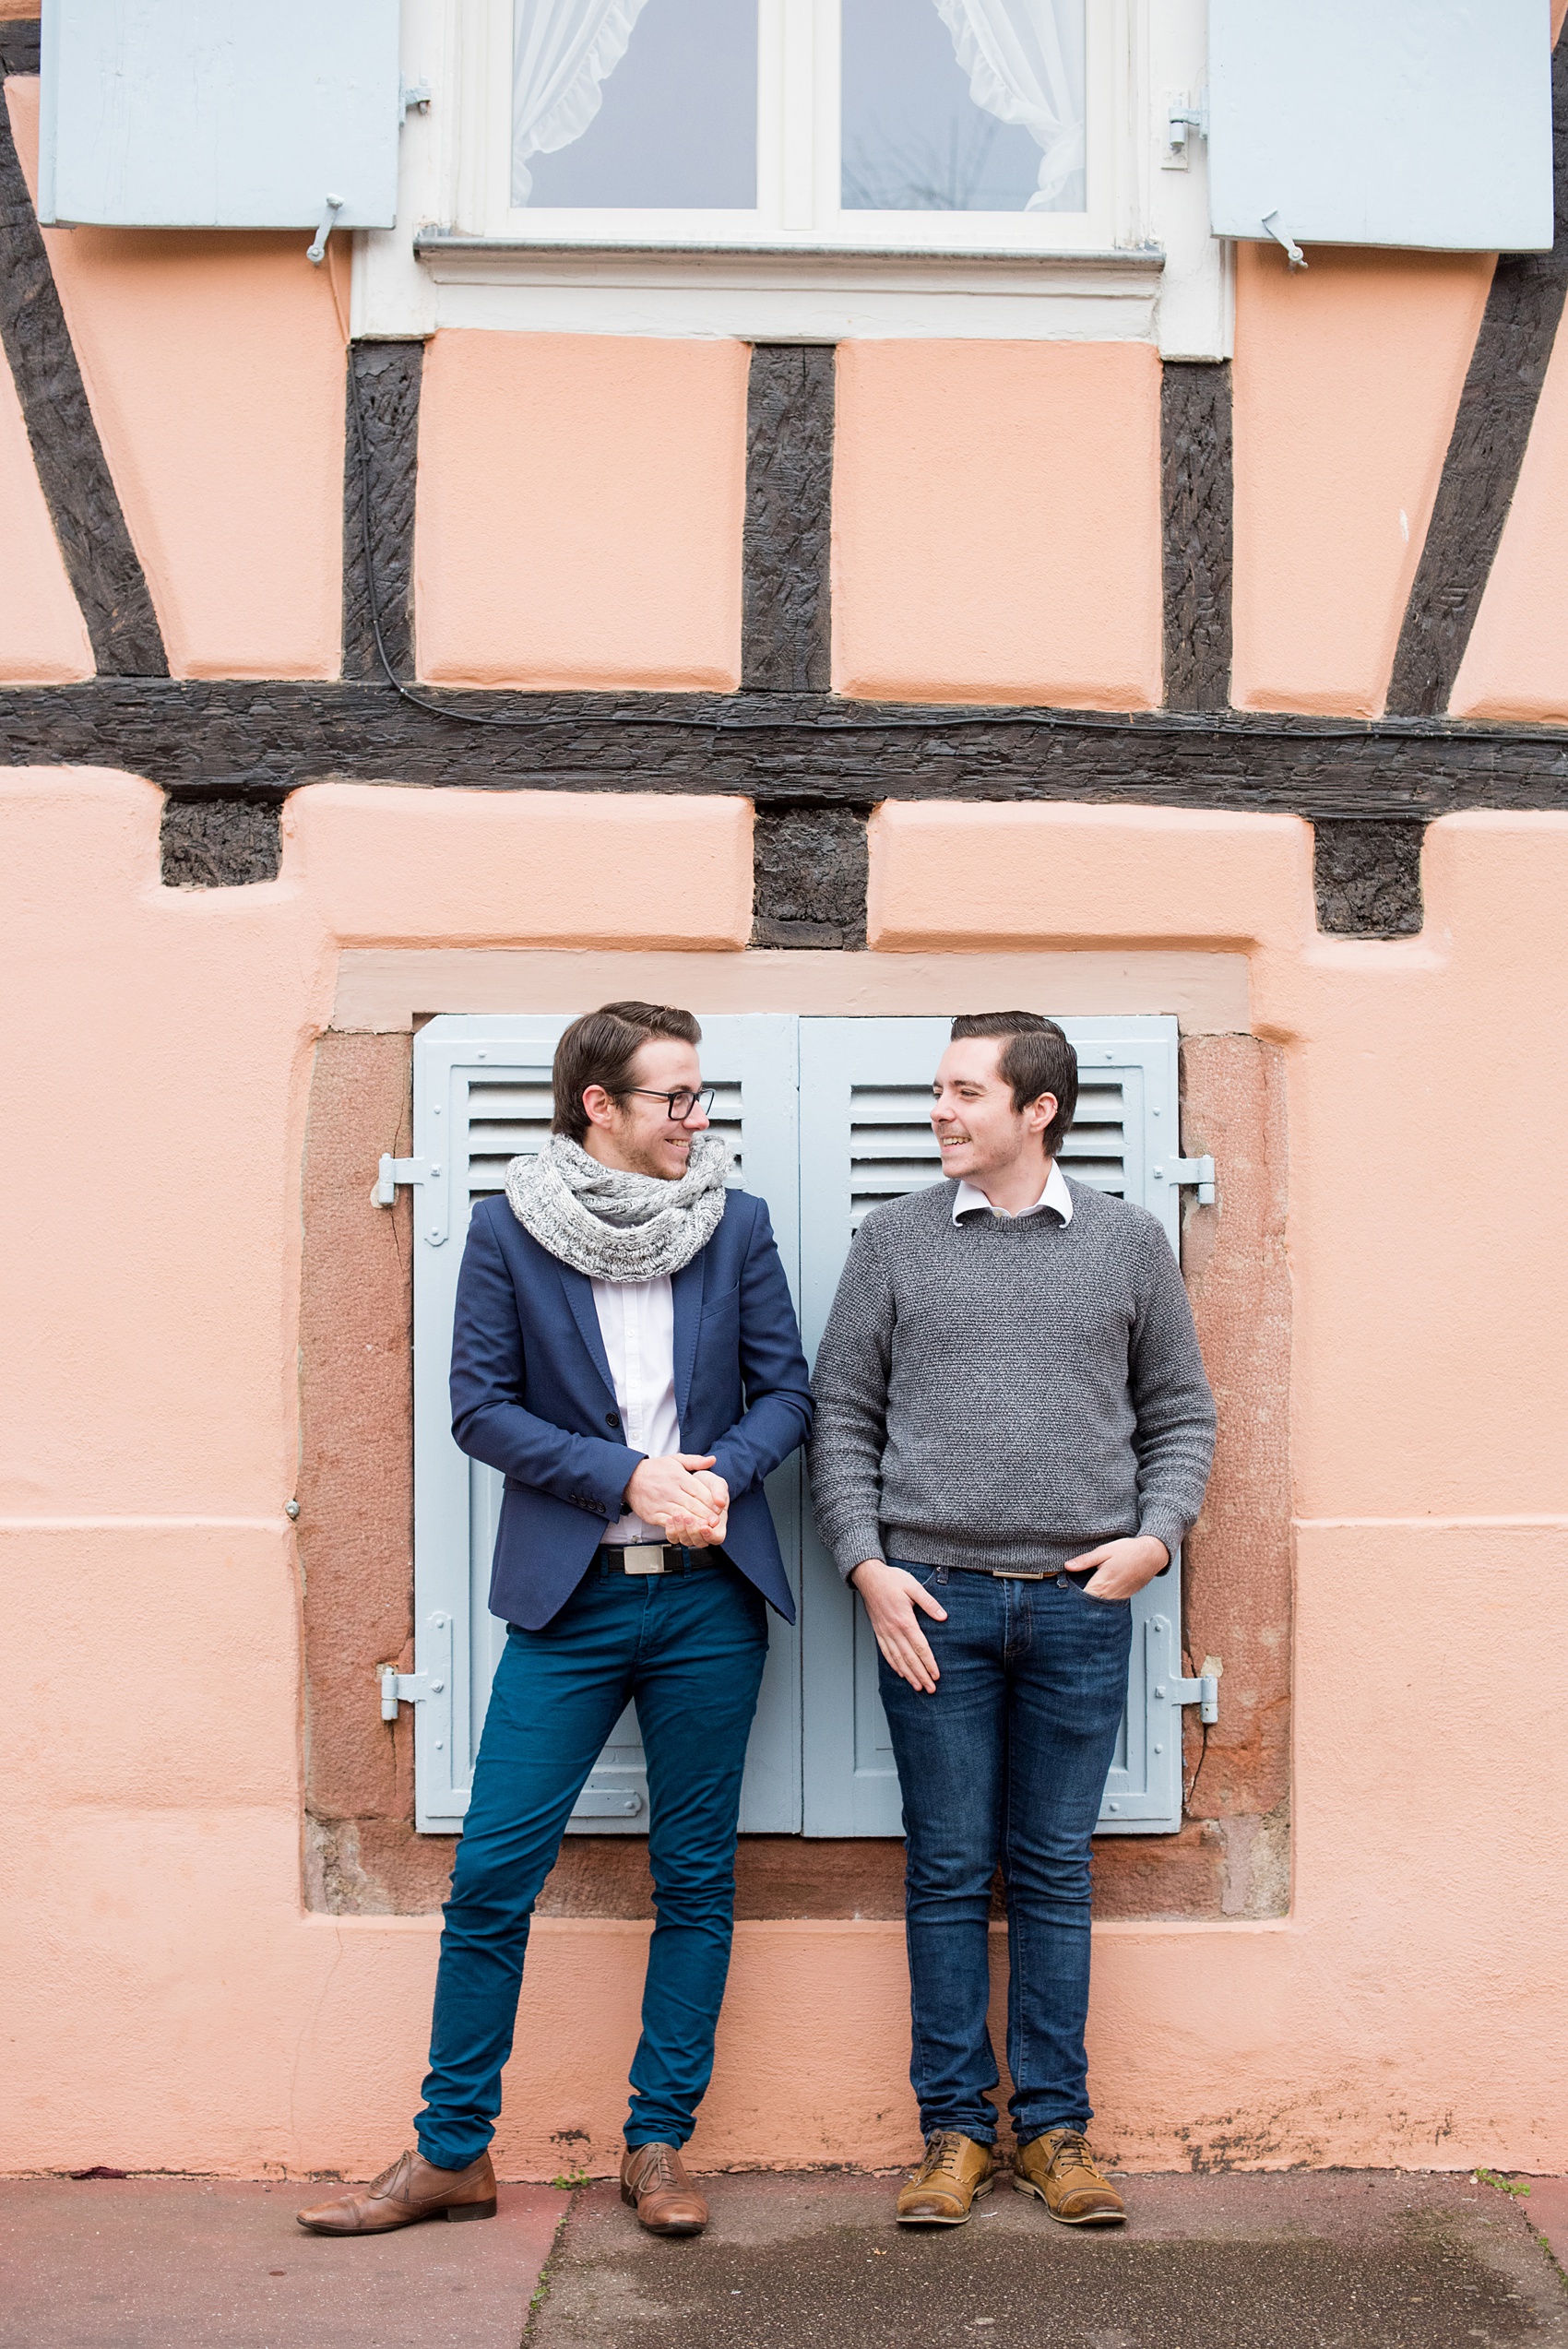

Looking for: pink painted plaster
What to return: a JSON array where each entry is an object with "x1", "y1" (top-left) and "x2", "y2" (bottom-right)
[
  {"x1": 1451, "y1": 314, "x2": 1568, "y2": 719},
  {"x1": 831, "y1": 340, "x2": 1164, "y2": 709},
  {"x1": 0, "y1": 326, "x2": 92, "y2": 680},
  {"x1": 5, "y1": 780, "x2": 1568, "y2": 2180},
  {"x1": 285, "y1": 785, "x2": 753, "y2": 951},
  {"x1": 1230, "y1": 241, "x2": 1491, "y2": 716},
  {"x1": 6, "y1": 78, "x2": 346, "y2": 680},
  {"x1": 415, "y1": 332, "x2": 747, "y2": 691},
  {"x1": 866, "y1": 801, "x2": 1313, "y2": 954}
]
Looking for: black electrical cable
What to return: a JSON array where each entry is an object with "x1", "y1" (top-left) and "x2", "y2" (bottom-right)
[
  {"x1": 1183, "y1": 1717, "x2": 1212, "y2": 1817},
  {"x1": 346, "y1": 344, "x2": 1553, "y2": 807}
]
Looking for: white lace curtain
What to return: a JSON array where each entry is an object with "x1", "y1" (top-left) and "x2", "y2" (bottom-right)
[
  {"x1": 512, "y1": 0, "x2": 1085, "y2": 213},
  {"x1": 933, "y1": 0, "x2": 1086, "y2": 210},
  {"x1": 512, "y1": 0, "x2": 652, "y2": 206}
]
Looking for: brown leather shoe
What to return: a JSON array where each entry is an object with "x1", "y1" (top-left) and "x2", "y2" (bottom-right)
[
  {"x1": 620, "y1": 2142, "x2": 707, "y2": 2236},
  {"x1": 895, "y1": 2131, "x2": 996, "y2": 2225},
  {"x1": 295, "y1": 2148, "x2": 497, "y2": 2235},
  {"x1": 1013, "y1": 2128, "x2": 1126, "y2": 2224}
]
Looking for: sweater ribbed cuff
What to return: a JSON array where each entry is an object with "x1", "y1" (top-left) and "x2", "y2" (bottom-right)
[
  {"x1": 1136, "y1": 1510, "x2": 1188, "y2": 1564},
  {"x1": 833, "y1": 1527, "x2": 887, "y2": 1582}
]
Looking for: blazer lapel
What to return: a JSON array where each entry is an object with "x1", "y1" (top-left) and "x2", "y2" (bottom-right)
[
  {"x1": 671, "y1": 1250, "x2": 706, "y2": 1430},
  {"x1": 556, "y1": 1262, "x2": 618, "y2": 1400}
]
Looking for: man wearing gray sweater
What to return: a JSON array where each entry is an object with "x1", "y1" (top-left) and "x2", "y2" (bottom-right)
[{"x1": 810, "y1": 1012, "x2": 1215, "y2": 2232}]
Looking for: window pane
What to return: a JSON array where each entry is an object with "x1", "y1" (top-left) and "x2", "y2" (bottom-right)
[
  {"x1": 841, "y1": 0, "x2": 1086, "y2": 214},
  {"x1": 514, "y1": 0, "x2": 757, "y2": 209}
]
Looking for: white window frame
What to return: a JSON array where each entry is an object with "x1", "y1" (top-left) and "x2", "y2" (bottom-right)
[
  {"x1": 358, "y1": 0, "x2": 1229, "y2": 353},
  {"x1": 452, "y1": 0, "x2": 1131, "y2": 258}
]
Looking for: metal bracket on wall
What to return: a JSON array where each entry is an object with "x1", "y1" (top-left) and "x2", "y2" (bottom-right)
[
  {"x1": 1162, "y1": 1664, "x2": 1221, "y2": 1726},
  {"x1": 1153, "y1": 1154, "x2": 1218, "y2": 1205},
  {"x1": 376, "y1": 1154, "x2": 433, "y2": 1206},
  {"x1": 379, "y1": 1664, "x2": 439, "y2": 1722}
]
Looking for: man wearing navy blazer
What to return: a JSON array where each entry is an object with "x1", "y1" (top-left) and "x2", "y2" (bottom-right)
[{"x1": 298, "y1": 1003, "x2": 812, "y2": 2243}]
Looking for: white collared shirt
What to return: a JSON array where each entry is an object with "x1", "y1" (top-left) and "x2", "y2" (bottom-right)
[
  {"x1": 591, "y1": 1275, "x2": 681, "y2": 1543},
  {"x1": 952, "y1": 1159, "x2": 1075, "y2": 1226}
]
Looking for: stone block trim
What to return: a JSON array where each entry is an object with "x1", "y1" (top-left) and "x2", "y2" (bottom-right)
[{"x1": 299, "y1": 1026, "x2": 1289, "y2": 1923}]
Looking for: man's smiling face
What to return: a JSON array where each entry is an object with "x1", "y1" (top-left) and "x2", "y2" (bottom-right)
[{"x1": 930, "y1": 1035, "x2": 1057, "y2": 1189}]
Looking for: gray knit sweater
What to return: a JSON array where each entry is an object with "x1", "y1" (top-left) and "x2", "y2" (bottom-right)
[{"x1": 809, "y1": 1177, "x2": 1217, "y2": 1578}]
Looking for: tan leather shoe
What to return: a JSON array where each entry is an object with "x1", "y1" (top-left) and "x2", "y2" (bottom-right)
[
  {"x1": 295, "y1": 2148, "x2": 497, "y2": 2235},
  {"x1": 895, "y1": 2131, "x2": 996, "y2": 2225},
  {"x1": 1013, "y1": 2129, "x2": 1126, "y2": 2224},
  {"x1": 620, "y1": 2142, "x2": 708, "y2": 2236}
]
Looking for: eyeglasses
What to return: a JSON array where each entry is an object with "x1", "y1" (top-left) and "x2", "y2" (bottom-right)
[{"x1": 621, "y1": 1086, "x2": 716, "y2": 1124}]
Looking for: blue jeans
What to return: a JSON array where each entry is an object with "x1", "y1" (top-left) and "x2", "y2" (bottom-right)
[
  {"x1": 415, "y1": 1560, "x2": 768, "y2": 2169},
  {"x1": 878, "y1": 1560, "x2": 1134, "y2": 2148}
]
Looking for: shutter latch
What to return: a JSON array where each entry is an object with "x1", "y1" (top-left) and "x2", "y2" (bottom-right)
[
  {"x1": 376, "y1": 1154, "x2": 434, "y2": 1206},
  {"x1": 379, "y1": 1665, "x2": 441, "y2": 1721},
  {"x1": 1153, "y1": 1155, "x2": 1217, "y2": 1205}
]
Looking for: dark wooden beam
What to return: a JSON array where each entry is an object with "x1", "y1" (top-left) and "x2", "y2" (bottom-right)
[
  {"x1": 1161, "y1": 361, "x2": 1233, "y2": 713},
  {"x1": 751, "y1": 804, "x2": 869, "y2": 947},
  {"x1": 8, "y1": 680, "x2": 1568, "y2": 816},
  {"x1": 742, "y1": 345, "x2": 834, "y2": 694},
  {"x1": 0, "y1": 39, "x2": 167, "y2": 676},
  {"x1": 343, "y1": 339, "x2": 423, "y2": 682},
  {"x1": 1387, "y1": 33, "x2": 1568, "y2": 716},
  {"x1": 1313, "y1": 819, "x2": 1424, "y2": 936},
  {"x1": 160, "y1": 794, "x2": 282, "y2": 888},
  {"x1": 0, "y1": 21, "x2": 40, "y2": 76}
]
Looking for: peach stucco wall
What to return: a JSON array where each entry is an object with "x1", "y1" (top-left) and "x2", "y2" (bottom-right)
[
  {"x1": 5, "y1": 775, "x2": 1566, "y2": 2179},
  {"x1": 0, "y1": 333, "x2": 92, "y2": 682},
  {"x1": 414, "y1": 331, "x2": 748, "y2": 691},
  {"x1": 1230, "y1": 241, "x2": 1492, "y2": 717},
  {"x1": 831, "y1": 340, "x2": 1164, "y2": 708},
  {"x1": 6, "y1": 77, "x2": 347, "y2": 681}
]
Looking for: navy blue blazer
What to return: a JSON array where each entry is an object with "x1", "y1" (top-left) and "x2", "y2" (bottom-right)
[{"x1": 449, "y1": 1189, "x2": 814, "y2": 1630}]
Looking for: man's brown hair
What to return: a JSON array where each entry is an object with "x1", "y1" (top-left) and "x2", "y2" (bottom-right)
[
  {"x1": 552, "y1": 1002, "x2": 702, "y2": 1143},
  {"x1": 948, "y1": 1011, "x2": 1078, "y2": 1157}
]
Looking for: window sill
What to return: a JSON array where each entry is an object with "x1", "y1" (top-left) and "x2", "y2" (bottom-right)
[{"x1": 401, "y1": 233, "x2": 1166, "y2": 342}]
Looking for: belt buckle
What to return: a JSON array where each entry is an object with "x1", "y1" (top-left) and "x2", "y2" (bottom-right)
[
  {"x1": 992, "y1": 1566, "x2": 1048, "y2": 1580},
  {"x1": 619, "y1": 1543, "x2": 670, "y2": 1575}
]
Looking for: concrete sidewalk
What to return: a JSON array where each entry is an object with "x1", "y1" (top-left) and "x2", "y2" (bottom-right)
[{"x1": 0, "y1": 2168, "x2": 1562, "y2": 2349}]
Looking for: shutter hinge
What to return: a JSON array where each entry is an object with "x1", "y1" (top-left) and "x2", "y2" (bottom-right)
[
  {"x1": 379, "y1": 1665, "x2": 442, "y2": 1721},
  {"x1": 376, "y1": 1154, "x2": 434, "y2": 1206},
  {"x1": 1155, "y1": 1660, "x2": 1221, "y2": 1726},
  {"x1": 572, "y1": 1783, "x2": 646, "y2": 1819},
  {"x1": 399, "y1": 79, "x2": 433, "y2": 122},
  {"x1": 1152, "y1": 1155, "x2": 1217, "y2": 1205}
]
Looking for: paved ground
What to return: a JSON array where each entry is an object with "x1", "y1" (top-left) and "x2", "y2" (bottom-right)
[
  {"x1": 534, "y1": 2170, "x2": 1567, "y2": 2349},
  {"x1": 0, "y1": 2169, "x2": 1561, "y2": 2349},
  {"x1": 0, "y1": 2177, "x2": 567, "y2": 2348}
]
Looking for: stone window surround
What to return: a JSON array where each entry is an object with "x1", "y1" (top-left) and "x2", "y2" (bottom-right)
[{"x1": 298, "y1": 943, "x2": 1289, "y2": 1928}]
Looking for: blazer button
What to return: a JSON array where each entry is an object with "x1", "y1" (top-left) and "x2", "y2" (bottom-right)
[{"x1": 605, "y1": 1411, "x2": 621, "y2": 1430}]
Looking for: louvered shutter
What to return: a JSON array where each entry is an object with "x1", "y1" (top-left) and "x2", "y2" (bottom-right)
[
  {"x1": 39, "y1": 0, "x2": 400, "y2": 231},
  {"x1": 798, "y1": 1015, "x2": 1196, "y2": 1836},
  {"x1": 1208, "y1": 0, "x2": 1552, "y2": 255},
  {"x1": 410, "y1": 1014, "x2": 802, "y2": 1835}
]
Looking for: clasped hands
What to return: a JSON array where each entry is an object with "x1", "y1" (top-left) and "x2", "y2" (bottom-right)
[
  {"x1": 624, "y1": 1453, "x2": 731, "y2": 1548},
  {"x1": 849, "y1": 1535, "x2": 1171, "y2": 1693}
]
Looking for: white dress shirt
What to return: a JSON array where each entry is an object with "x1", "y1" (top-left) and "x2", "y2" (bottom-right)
[
  {"x1": 951, "y1": 1159, "x2": 1075, "y2": 1225},
  {"x1": 591, "y1": 1275, "x2": 681, "y2": 1543}
]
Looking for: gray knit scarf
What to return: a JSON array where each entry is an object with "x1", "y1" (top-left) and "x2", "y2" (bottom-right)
[{"x1": 504, "y1": 1132, "x2": 730, "y2": 1283}]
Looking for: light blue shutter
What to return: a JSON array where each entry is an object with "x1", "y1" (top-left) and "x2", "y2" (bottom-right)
[
  {"x1": 1208, "y1": 0, "x2": 1552, "y2": 255},
  {"x1": 410, "y1": 1013, "x2": 802, "y2": 1836},
  {"x1": 39, "y1": 0, "x2": 400, "y2": 230},
  {"x1": 798, "y1": 1015, "x2": 1197, "y2": 1837}
]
